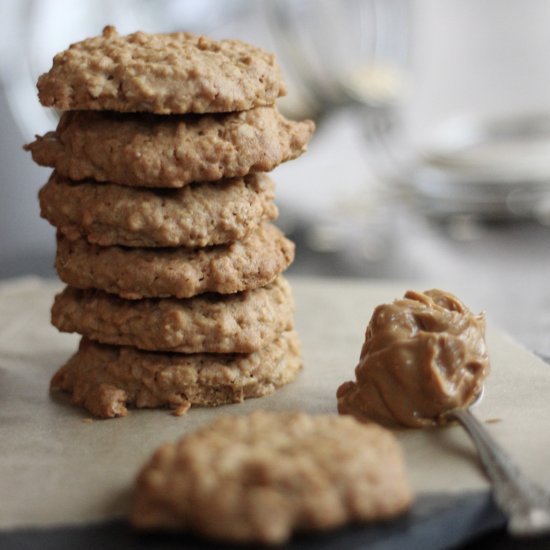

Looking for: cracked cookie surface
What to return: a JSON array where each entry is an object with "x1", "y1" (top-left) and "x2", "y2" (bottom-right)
[
  {"x1": 37, "y1": 26, "x2": 286, "y2": 114},
  {"x1": 52, "y1": 277, "x2": 294, "y2": 354},
  {"x1": 55, "y1": 223, "x2": 294, "y2": 299},
  {"x1": 50, "y1": 332, "x2": 302, "y2": 418},
  {"x1": 40, "y1": 172, "x2": 277, "y2": 248},
  {"x1": 25, "y1": 107, "x2": 314, "y2": 188}
]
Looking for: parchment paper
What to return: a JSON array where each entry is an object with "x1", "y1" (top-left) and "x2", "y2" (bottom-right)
[{"x1": 1, "y1": 276, "x2": 550, "y2": 529}]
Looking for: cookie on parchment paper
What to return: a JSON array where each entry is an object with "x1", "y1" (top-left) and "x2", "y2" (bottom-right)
[
  {"x1": 37, "y1": 26, "x2": 286, "y2": 114},
  {"x1": 52, "y1": 277, "x2": 294, "y2": 354},
  {"x1": 50, "y1": 332, "x2": 302, "y2": 419},
  {"x1": 55, "y1": 223, "x2": 294, "y2": 300},
  {"x1": 25, "y1": 107, "x2": 314, "y2": 188},
  {"x1": 39, "y1": 172, "x2": 277, "y2": 248},
  {"x1": 130, "y1": 411, "x2": 412, "y2": 544}
]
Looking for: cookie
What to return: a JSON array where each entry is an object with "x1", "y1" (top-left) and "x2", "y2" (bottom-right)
[
  {"x1": 55, "y1": 223, "x2": 294, "y2": 299},
  {"x1": 130, "y1": 411, "x2": 412, "y2": 544},
  {"x1": 25, "y1": 107, "x2": 315, "y2": 188},
  {"x1": 37, "y1": 26, "x2": 286, "y2": 114},
  {"x1": 52, "y1": 277, "x2": 294, "y2": 354},
  {"x1": 50, "y1": 332, "x2": 302, "y2": 418},
  {"x1": 39, "y1": 171, "x2": 277, "y2": 248}
]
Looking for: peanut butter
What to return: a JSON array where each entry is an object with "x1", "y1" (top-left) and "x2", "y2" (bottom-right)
[{"x1": 337, "y1": 289, "x2": 489, "y2": 428}]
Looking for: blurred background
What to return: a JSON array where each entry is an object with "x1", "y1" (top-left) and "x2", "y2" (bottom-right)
[{"x1": 2, "y1": 0, "x2": 550, "y2": 358}]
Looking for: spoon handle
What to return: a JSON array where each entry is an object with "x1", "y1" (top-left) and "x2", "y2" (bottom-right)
[{"x1": 449, "y1": 408, "x2": 550, "y2": 536}]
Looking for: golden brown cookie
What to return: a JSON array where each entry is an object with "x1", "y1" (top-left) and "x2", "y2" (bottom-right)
[
  {"x1": 50, "y1": 332, "x2": 302, "y2": 418},
  {"x1": 55, "y1": 223, "x2": 294, "y2": 299},
  {"x1": 39, "y1": 171, "x2": 277, "y2": 248},
  {"x1": 37, "y1": 26, "x2": 286, "y2": 114},
  {"x1": 52, "y1": 277, "x2": 294, "y2": 354},
  {"x1": 25, "y1": 107, "x2": 314, "y2": 188},
  {"x1": 130, "y1": 411, "x2": 412, "y2": 544}
]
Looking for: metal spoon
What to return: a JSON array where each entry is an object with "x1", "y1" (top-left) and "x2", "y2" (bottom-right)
[{"x1": 446, "y1": 389, "x2": 550, "y2": 536}]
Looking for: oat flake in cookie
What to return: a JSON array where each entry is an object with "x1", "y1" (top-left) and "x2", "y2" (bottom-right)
[
  {"x1": 131, "y1": 411, "x2": 412, "y2": 544},
  {"x1": 37, "y1": 25, "x2": 287, "y2": 114}
]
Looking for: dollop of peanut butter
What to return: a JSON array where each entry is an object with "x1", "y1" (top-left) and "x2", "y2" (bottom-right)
[{"x1": 337, "y1": 289, "x2": 490, "y2": 428}]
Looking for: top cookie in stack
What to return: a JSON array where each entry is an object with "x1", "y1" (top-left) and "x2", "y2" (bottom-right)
[
  {"x1": 36, "y1": 25, "x2": 286, "y2": 114},
  {"x1": 25, "y1": 26, "x2": 314, "y2": 418}
]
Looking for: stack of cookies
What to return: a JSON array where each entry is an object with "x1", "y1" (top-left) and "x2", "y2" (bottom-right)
[{"x1": 25, "y1": 26, "x2": 314, "y2": 418}]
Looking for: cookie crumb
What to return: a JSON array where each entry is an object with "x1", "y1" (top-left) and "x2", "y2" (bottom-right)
[
  {"x1": 484, "y1": 417, "x2": 502, "y2": 424},
  {"x1": 81, "y1": 417, "x2": 94, "y2": 424},
  {"x1": 173, "y1": 402, "x2": 191, "y2": 416}
]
